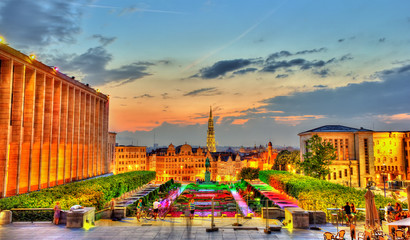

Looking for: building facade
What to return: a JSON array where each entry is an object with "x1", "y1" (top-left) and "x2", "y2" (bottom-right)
[
  {"x1": 153, "y1": 144, "x2": 207, "y2": 182},
  {"x1": 114, "y1": 145, "x2": 147, "y2": 174},
  {"x1": 108, "y1": 132, "x2": 117, "y2": 173},
  {"x1": 0, "y1": 43, "x2": 110, "y2": 197},
  {"x1": 299, "y1": 125, "x2": 410, "y2": 188}
]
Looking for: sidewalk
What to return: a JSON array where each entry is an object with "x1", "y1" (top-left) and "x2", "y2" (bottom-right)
[{"x1": 0, "y1": 217, "x2": 364, "y2": 240}]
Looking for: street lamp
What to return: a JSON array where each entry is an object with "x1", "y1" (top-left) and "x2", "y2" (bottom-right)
[
  {"x1": 246, "y1": 191, "x2": 254, "y2": 216},
  {"x1": 382, "y1": 163, "x2": 387, "y2": 197}
]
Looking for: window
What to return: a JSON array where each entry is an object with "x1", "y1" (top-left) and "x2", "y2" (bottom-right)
[
  {"x1": 339, "y1": 171, "x2": 342, "y2": 178},
  {"x1": 333, "y1": 172, "x2": 336, "y2": 180},
  {"x1": 344, "y1": 169, "x2": 347, "y2": 177},
  {"x1": 350, "y1": 167, "x2": 353, "y2": 175}
]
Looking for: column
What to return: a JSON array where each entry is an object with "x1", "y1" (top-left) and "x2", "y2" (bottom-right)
[
  {"x1": 20, "y1": 67, "x2": 36, "y2": 194},
  {"x1": 0, "y1": 59, "x2": 13, "y2": 197},
  {"x1": 7, "y1": 64, "x2": 25, "y2": 196},
  {"x1": 50, "y1": 79, "x2": 61, "y2": 187},
  {"x1": 58, "y1": 83, "x2": 68, "y2": 185},
  {"x1": 65, "y1": 86, "x2": 74, "y2": 183},
  {"x1": 42, "y1": 76, "x2": 54, "y2": 189},
  {"x1": 32, "y1": 73, "x2": 45, "y2": 191}
]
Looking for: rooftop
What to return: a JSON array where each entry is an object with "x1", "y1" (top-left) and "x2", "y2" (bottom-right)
[{"x1": 299, "y1": 125, "x2": 373, "y2": 135}]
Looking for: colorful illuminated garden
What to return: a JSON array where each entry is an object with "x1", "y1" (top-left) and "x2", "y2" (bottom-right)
[{"x1": 170, "y1": 183, "x2": 238, "y2": 217}]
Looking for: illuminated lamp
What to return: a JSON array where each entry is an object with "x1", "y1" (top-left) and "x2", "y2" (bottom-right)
[
  {"x1": 0, "y1": 36, "x2": 5, "y2": 43},
  {"x1": 53, "y1": 66, "x2": 59, "y2": 72},
  {"x1": 29, "y1": 54, "x2": 36, "y2": 60}
]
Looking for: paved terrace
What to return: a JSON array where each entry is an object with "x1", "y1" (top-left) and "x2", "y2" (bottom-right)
[{"x1": 1, "y1": 217, "x2": 369, "y2": 240}]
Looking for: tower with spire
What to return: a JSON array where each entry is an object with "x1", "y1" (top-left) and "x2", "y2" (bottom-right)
[{"x1": 207, "y1": 106, "x2": 216, "y2": 152}]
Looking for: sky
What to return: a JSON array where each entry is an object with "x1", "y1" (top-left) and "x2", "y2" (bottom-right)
[{"x1": 1, "y1": 0, "x2": 410, "y2": 147}]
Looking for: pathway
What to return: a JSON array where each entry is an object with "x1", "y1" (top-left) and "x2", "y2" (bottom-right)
[
  {"x1": 115, "y1": 184, "x2": 159, "y2": 207},
  {"x1": 250, "y1": 182, "x2": 299, "y2": 209},
  {"x1": 229, "y1": 188, "x2": 253, "y2": 216}
]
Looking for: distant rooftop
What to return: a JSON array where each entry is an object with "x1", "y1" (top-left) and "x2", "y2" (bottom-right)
[{"x1": 299, "y1": 125, "x2": 373, "y2": 135}]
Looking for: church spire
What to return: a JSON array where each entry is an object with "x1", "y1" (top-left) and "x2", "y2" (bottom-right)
[{"x1": 207, "y1": 106, "x2": 216, "y2": 152}]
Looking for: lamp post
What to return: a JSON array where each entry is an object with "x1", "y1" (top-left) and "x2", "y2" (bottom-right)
[
  {"x1": 246, "y1": 191, "x2": 254, "y2": 216},
  {"x1": 382, "y1": 163, "x2": 387, "y2": 197},
  {"x1": 349, "y1": 159, "x2": 352, "y2": 187}
]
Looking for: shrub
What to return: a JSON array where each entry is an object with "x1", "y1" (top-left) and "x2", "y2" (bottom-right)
[
  {"x1": 259, "y1": 170, "x2": 405, "y2": 217},
  {"x1": 0, "y1": 171, "x2": 156, "y2": 211}
]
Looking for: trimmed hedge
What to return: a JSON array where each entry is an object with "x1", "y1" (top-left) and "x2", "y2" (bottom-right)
[
  {"x1": 259, "y1": 170, "x2": 405, "y2": 215},
  {"x1": 0, "y1": 171, "x2": 156, "y2": 211},
  {"x1": 126, "y1": 179, "x2": 180, "y2": 216}
]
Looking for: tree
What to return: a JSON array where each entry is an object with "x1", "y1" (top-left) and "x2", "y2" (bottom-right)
[
  {"x1": 273, "y1": 150, "x2": 301, "y2": 172},
  {"x1": 299, "y1": 134, "x2": 336, "y2": 179},
  {"x1": 239, "y1": 167, "x2": 259, "y2": 180}
]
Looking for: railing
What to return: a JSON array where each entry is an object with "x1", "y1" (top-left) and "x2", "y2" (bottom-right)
[{"x1": 11, "y1": 208, "x2": 54, "y2": 223}]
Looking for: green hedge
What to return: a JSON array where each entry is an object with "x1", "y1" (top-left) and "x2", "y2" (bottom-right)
[
  {"x1": 259, "y1": 170, "x2": 405, "y2": 215},
  {"x1": 0, "y1": 171, "x2": 155, "y2": 211},
  {"x1": 126, "y1": 179, "x2": 180, "y2": 216}
]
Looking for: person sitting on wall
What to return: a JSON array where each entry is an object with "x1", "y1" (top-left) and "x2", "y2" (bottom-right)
[
  {"x1": 53, "y1": 202, "x2": 61, "y2": 225},
  {"x1": 342, "y1": 202, "x2": 352, "y2": 224}
]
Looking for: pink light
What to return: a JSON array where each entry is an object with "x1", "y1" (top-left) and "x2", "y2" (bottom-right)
[{"x1": 53, "y1": 66, "x2": 59, "y2": 72}]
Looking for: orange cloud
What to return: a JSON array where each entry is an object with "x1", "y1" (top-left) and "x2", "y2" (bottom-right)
[
  {"x1": 273, "y1": 115, "x2": 325, "y2": 126},
  {"x1": 378, "y1": 113, "x2": 410, "y2": 123},
  {"x1": 231, "y1": 119, "x2": 249, "y2": 125}
]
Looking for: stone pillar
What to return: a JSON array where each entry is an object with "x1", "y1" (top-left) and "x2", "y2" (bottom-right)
[
  {"x1": 8, "y1": 64, "x2": 25, "y2": 196},
  {"x1": 31, "y1": 72, "x2": 45, "y2": 192},
  {"x1": 21, "y1": 67, "x2": 36, "y2": 194},
  {"x1": 0, "y1": 59, "x2": 13, "y2": 198},
  {"x1": 59, "y1": 83, "x2": 68, "y2": 185},
  {"x1": 42, "y1": 76, "x2": 54, "y2": 189}
]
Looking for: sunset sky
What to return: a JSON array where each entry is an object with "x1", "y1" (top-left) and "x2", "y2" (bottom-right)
[{"x1": 2, "y1": 0, "x2": 410, "y2": 147}]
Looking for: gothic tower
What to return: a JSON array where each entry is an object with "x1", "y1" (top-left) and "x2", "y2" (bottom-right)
[{"x1": 207, "y1": 106, "x2": 216, "y2": 152}]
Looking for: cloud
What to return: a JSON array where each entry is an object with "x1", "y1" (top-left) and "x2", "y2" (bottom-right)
[
  {"x1": 194, "y1": 59, "x2": 254, "y2": 79},
  {"x1": 262, "y1": 53, "x2": 350, "y2": 74},
  {"x1": 273, "y1": 115, "x2": 325, "y2": 126},
  {"x1": 92, "y1": 34, "x2": 116, "y2": 46},
  {"x1": 266, "y1": 48, "x2": 326, "y2": 63},
  {"x1": 379, "y1": 113, "x2": 410, "y2": 124},
  {"x1": 313, "y1": 85, "x2": 328, "y2": 88},
  {"x1": 134, "y1": 94, "x2": 154, "y2": 99},
  {"x1": 312, "y1": 68, "x2": 330, "y2": 78},
  {"x1": 338, "y1": 39, "x2": 345, "y2": 42},
  {"x1": 0, "y1": 0, "x2": 83, "y2": 47},
  {"x1": 161, "y1": 93, "x2": 170, "y2": 99},
  {"x1": 183, "y1": 87, "x2": 222, "y2": 97},
  {"x1": 233, "y1": 68, "x2": 258, "y2": 75},
  {"x1": 379, "y1": 37, "x2": 386, "y2": 43},
  {"x1": 260, "y1": 64, "x2": 410, "y2": 117},
  {"x1": 119, "y1": 5, "x2": 186, "y2": 15},
  {"x1": 49, "y1": 46, "x2": 152, "y2": 86},
  {"x1": 276, "y1": 74, "x2": 288, "y2": 79}
]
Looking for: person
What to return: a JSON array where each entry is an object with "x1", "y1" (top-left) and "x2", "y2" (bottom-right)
[
  {"x1": 385, "y1": 203, "x2": 394, "y2": 223},
  {"x1": 342, "y1": 202, "x2": 352, "y2": 223},
  {"x1": 189, "y1": 199, "x2": 195, "y2": 220},
  {"x1": 153, "y1": 199, "x2": 161, "y2": 220},
  {"x1": 53, "y1": 202, "x2": 61, "y2": 225},
  {"x1": 110, "y1": 198, "x2": 116, "y2": 220},
  {"x1": 350, "y1": 203, "x2": 357, "y2": 225},
  {"x1": 395, "y1": 202, "x2": 403, "y2": 220},
  {"x1": 136, "y1": 199, "x2": 143, "y2": 222}
]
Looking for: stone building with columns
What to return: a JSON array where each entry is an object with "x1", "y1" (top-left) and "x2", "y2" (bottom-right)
[
  {"x1": 0, "y1": 43, "x2": 110, "y2": 197},
  {"x1": 299, "y1": 125, "x2": 410, "y2": 188}
]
